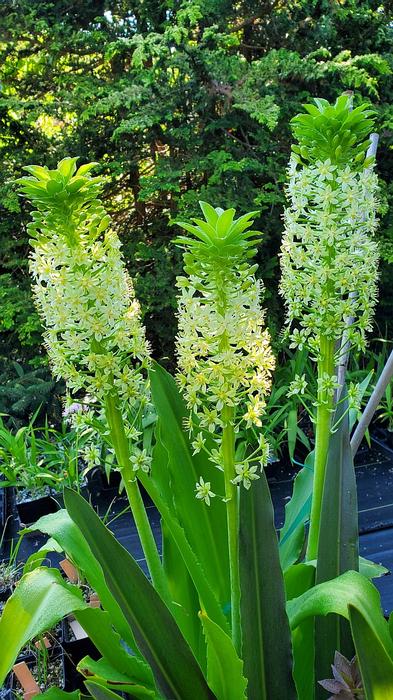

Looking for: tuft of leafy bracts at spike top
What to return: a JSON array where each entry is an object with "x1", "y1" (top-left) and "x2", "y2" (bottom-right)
[
  {"x1": 290, "y1": 94, "x2": 376, "y2": 168},
  {"x1": 17, "y1": 158, "x2": 151, "y2": 474},
  {"x1": 175, "y1": 202, "x2": 275, "y2": 494},
  {"x1": 175, "y1": 201, "x2": 262, "y2": 271}
]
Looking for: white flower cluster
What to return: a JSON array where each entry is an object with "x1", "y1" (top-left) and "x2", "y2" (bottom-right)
[
  {"x1": 280, "y1": 158, "x2": 379, "y2": 358},
  {"x1": 177, "y1": 268, "x2": 275, "y2": 437},
  {"x1": 30, "y1": 230, "x2": 150, "y2": 406}
]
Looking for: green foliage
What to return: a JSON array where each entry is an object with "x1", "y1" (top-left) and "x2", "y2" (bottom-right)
[
  {"x1": 0, "y1": 567, "x2": 86, "y2": 682},
  {"x1": 315, "y1": 389, "x2": 359, "y2": 689},
  {"x1": 0, "y1": 274, "x2": 42, "y2": 350},
  {"x1": 64, "y1": 489, "x2": 215, "y2": 700},
  {"x1": 0, "y1": 362, "x2": 64, "y2": 429},
  {"x1": 1, "y1": 0, "x2": 393, "y2": 370}
]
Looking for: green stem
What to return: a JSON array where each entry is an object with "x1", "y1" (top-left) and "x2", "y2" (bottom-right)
[
  {"x1": 104, "y1": 392, "x2": 170, "y2": 605},
  {"x1": 222, "y1": 404, "x2": 241, "y2": 654},
  {"x1": 306, "y1": 337, "x2": 336, "y2": 560}
]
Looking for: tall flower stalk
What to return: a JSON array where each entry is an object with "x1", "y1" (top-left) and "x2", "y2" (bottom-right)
[
  {"x1": 280, "y1": 96, "x2": 379, "y2": 560},
  {"x1": 175, "y1": 202, "x2": 275, "y2": 651},
  {"x1": 17, "y1": 158, "x2": 169, "y2": 601}
]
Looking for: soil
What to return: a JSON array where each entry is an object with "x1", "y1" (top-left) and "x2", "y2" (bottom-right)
[
  {"x1": 15, "y1": 487, "x2": 50, "y2": 505},
  {"x1": 0, "y1": 561, "x2": 22, "y2": 597}
]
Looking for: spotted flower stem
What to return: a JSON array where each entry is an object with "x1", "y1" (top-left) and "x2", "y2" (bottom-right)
[{"x1": 307, "y1": 337, "x2": 336, "y2": 560}]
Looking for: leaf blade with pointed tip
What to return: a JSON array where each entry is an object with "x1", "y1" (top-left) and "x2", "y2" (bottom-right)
[
  {"x1": 64, "y1": 489, "x2": 215, "y2": 700},
  {"x1": 199, "y1": 612, "x2": 247, "y2": 700},
  {"x1": 0, "y1": 567, "x2": 87, "y2": 685},
  {"x1": 239, "y1": 470, "x2": 296, "y2": 700}
]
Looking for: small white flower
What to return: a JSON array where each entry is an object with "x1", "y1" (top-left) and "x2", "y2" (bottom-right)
[
  {"x1": 317, "y1": 373, "x2": 340, "y2": 398},
  {"x1": 191, "y1": 432, "x2": 206, "y2": 455},
  {"x1": 287, "y1": 374, "x2": 308, "y2": 397},
  {"x1": 130, "y1": 448, "x2": 152, "y2": 474},
  {"x1": 348, "y1": 382, "x2": 362, "y2": 411},
  {"x1": 232, "y1": 463, "x2": 260, "y2": 490},
  {"x1": 195, "y1": 477, "x2": 215, "y2": 505}
]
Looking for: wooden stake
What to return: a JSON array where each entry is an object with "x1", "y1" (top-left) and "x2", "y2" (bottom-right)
[
  {"x1": 34, "y1": 636, "x2": 51, "y2": 650},
  {"x1": 59, "y1": 559, "x2": 78, "y2": 583},
  {"x1": 12, "y1": 662, "x2": 40, "y2": 697},
  {"x1": 89, "y1": 593, "x2": 100, "y2": 608}
]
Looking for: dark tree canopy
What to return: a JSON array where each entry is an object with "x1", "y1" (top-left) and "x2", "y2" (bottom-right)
[{"x1": 1, "y1": 0, "x2": 393, "y2": 382}]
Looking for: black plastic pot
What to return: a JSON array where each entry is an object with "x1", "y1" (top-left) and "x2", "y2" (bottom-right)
[
  {"x1": 95, "y1": 468, "x2": 122, "y2": 492},
  {"x1": 0, "y1": 674, "x2": 12, "y2": 700},
  {"x1": 62, "y1": 633, "x2": 100, "y2": 691},
  {"x1": 0, "y1": 556, "x2": 17, "y2": 604},
  {"x1": 0, "y1": 584, "x2": 12, "y2": 603},
  {"x1": 86, "y1": 468, "x2": 125, "y2": 507},
  {"x1": 16, "y1": 495, "x2": 60, "y2": 530},
  {"x1": 0, "y1": 477, "x2": 7, "y2": 532}
]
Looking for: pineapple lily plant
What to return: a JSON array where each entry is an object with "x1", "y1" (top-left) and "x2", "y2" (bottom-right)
[{"x1": 0, "y1": 96, "x2": 392, "y2": 700}]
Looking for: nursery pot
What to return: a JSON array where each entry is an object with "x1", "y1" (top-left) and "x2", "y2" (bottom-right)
[
  {"x1": 0, "y1": 477, "x2": 7, "y2": 532},
  {"x1": 0, "y1": 583, "x2": 12, "y2": 604},
  {"x1": 62, "y1": 619, "x2": 100, "y2": 691},
  {"x1": 371, "y1": 426, "x2": 393, "y2": 450},
  {"x1": 86, "y1": 468, "x2": 124, "y2": 505},
  {"x1": 0, "y1": 673, "x2": 12, "y2": 700},
  {"x1": 63, "y1": 637, "x2": 100, "y2": 691},
  {"x1": 16, "y1": 494, "x2": 60, "y2": 530}
]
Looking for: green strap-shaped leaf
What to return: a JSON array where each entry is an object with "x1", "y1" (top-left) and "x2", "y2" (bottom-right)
[
  {"x1": 0, "y1": 567, "x2": 87, "y2": 684},
  {"x1": 40, "y1": 689, "x2": 80, "y2": 700},
  {"x1": 24, "y1": 509, "x2": 135, "y2": 650},
  {"x1": 316, "y1": 388, "x2": 359, "y2": 687},
  {"x1": 24, "y1": 537, "x2": 63, "y2": 572},
  {"x1": 161, "y1": 519, "x2": 206, "y2": 668},
  {"x1": 287, "y1": 570, "x2": 393, "y2": 662},
  {"x1": 199, "y1": 612, "x2": 247, "y2": 700},
  {"x1": 284, "y1": 564, "x2": 315, "y2": 700},
  {"x1": 239, "y1": 469, "x2": 296, "y2": 700},
  {"x1": 138, "y1": 471, "x2": 229, "y2": 634},
  {"x1": 287, "y1": 407, "x2": 298, "y2": 462},
  {"x1": 359, "y1": 556, "x2": 389, "y2": 579},
  {"x1": 64, "y1": 489, "x2": 216, "y2": 700},
  {"x1": 73, "y1": 607, "x2": 155, "y2": 686},
  {"x1": 77, "y1": 658, "x2": 158, "y2": 699},
  {"x1": 279, "y1": 452, "x2": 314, "y2": 570},
  {"x1": 349, "y1": 605, "x2": 393, "y2": 699},
  {"x1": 149, "y1": 363, "x2": 229, "y2": 605},
  {"x1": 85, "y1": 681, "x2": 125, "y2": 700}
]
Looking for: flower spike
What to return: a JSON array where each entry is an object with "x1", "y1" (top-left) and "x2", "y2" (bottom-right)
[{"x1": 18, "y1": 157, "x2": 151, "y2": 458}]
